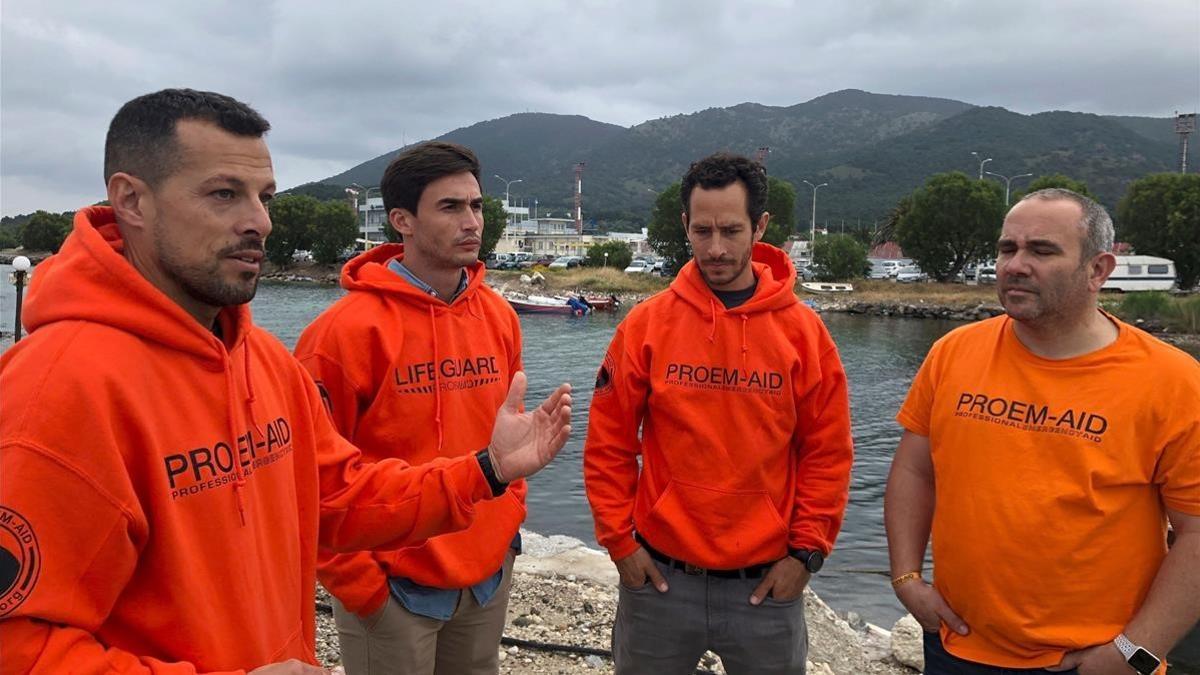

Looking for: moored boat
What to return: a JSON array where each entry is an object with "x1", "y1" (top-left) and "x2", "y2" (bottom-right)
[{"x1": 800, "y1": 282, "x2": 854, "y2": 294}]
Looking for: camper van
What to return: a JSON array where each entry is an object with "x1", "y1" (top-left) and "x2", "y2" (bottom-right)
[{"x1": 1102, "y1": 255, "x2": 1177, "y2": 292}]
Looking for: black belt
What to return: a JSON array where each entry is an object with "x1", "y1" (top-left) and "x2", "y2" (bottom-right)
[{"x1": 636, "y1": 534, "x2": 773, "y2": 580}]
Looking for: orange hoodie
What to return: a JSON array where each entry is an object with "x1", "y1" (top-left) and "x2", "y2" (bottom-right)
[
  {"x1": 584, "y1": 243, "x2": 853, "y2": 568},
  {"x1": 0, "y1": 207, "x2": 501, "y2": 674},
  {"x1": 294, "y1": 244, "x2": 525, "y2": 616}
]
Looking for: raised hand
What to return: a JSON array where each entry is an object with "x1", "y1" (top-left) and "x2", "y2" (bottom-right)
[{"x1": 488, "y1": 372, "x2": 572, "y2": 482}]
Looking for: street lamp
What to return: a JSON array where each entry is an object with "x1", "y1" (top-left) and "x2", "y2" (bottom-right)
[
  {"x1": 985, "y1": 171, "x2": 1034, "y2": 206},
  {"x1": 801, "y1": 179, "x2": 829, "y2": 241},
  {"x1": 603, "y1": 251, "x2": 609, "y2": 268},
  {"x1": 10, "y1": 255, "x2": 31, "y2": 343},
  {"x1": 493, "y1": 175, "x2": 523, "y2": 207},
  {"x1": 970, "y1": 152, "x2": 993, "y2": 180}
]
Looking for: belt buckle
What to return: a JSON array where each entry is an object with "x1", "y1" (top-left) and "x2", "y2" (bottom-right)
[{"x1": 683, "y1": 562, "x2": 704, "y2": 576}]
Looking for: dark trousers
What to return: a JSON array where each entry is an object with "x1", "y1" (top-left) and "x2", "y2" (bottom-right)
[
  {"x1": 923, "y1": 631, "x2": 1078, "y2": 675},
  {"x1": 613, "y1": 558, "x2": 807, "y2": 674}
]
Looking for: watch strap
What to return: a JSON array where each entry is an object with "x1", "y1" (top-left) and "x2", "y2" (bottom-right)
[{"x1": 1113, "y1": 633, "x2": 1137, "y2": 659}]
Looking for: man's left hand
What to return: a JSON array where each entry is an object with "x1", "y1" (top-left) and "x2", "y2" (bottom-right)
[
  {"x1": 749, "y1": 556, "x2": 810, "y2": 605},
  {"x1": 1046, "y1": 641, "x2": 1130, "y2": 674}
]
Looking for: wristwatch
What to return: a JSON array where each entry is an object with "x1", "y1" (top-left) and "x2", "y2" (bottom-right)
[
  {"x1": 1113, "y1": 633, "x2": 1160, "y2": 675},
  {"x1": 787, "y1": 548, "x2": 825, "y2": 573}
]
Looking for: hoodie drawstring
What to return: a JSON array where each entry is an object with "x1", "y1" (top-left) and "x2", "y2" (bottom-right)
[
  {"x1": 740, "y1": 315, "x2": 749, "y2": 366},
  {"x1": 429, "y1": 305, "x2": 445, "y2": 452},
  {"x1": 224, "y1": 359, "x2": 248, "y2": 527},
  {"x1": 707, "y1": 298, "x2": 718, "y2": 343}
]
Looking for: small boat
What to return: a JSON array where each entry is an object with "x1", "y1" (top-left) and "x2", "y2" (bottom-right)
[
  {"x1": 800, "y1": 282, "x2": 854, "y2": 294},
  {"x1": 555, "y1": 294, "x2": 621, "y2": 311},
  {"x1": 505, "y1": 294, "x2": 591, "y2": 316}
]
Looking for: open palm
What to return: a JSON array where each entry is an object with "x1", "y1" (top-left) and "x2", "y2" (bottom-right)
[{"x1": 488, "y1": 372, "x2": 572, "y2": 481}]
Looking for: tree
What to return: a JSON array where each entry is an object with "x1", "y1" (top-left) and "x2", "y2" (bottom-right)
[
  {"x1": 647, "y1": 182, "x2": 689, "y2": 275},
  {"x1": 481, "y1": 195, "x2": 506, "y2": 260},
  {"x1": 585, "y1": 240, "x2": 633, "y2": 270},
  {"x1": 1117, "y1": 173, "x2": 1200, "y2": 289},
  {"x1": 812, "y1": 234, "x2": 869, "y2": 281},
  {"x1": 763, "y1": 177, "x2": 796, "y2": 246},
  {"x1": 311, "y1": 201, "x2": 359, "y2": 265},
  {"x1": 20, "y1": 210, "x2": 72, "y2": 253},
  {"x1": 1012, "y1": 174, "x2": 1096, "y2": 203},
  {"x1": 267, "y1": 194, "x2": 319, "y2": 266},
  {"x1": 895, "y1": 172, "x2": 1005, "y2": 281}
]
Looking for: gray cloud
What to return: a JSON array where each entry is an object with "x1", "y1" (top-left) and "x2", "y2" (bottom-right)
[{"x1": 3, "y1": 0, "x2": 1197, "y2": 215}]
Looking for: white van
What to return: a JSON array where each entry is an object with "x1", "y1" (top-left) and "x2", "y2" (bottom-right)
[{"x1": 1102, "y1": 255, "x2": 1176, "y2": 292}]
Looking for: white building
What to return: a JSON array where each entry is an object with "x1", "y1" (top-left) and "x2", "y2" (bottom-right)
[
  {"x1": 608, "y1": 229, "x2": 653, "y2": 257},
  {"x1": 357, "y1": 196, "x2": 388, "y2": 243}
]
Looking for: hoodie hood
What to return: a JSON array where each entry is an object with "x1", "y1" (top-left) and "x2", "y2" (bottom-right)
[
  {"x1": 24, "y1": 206, "x2": 261, "y2": 525},
  {"x1": 23, "y1": 206, "x2": 252, "y2": 364},
  {"x1": 340, "y1": 243, "x2": 488, "y2": 308},
  {"x1": 670, "y1": 242, "x2": 798, "y2": 315},
  {"x1": 669, "y1": 243, "x2": 799, "y2": 355}
]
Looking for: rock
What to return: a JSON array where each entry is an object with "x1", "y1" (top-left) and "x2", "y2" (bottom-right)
[
  {"x1": 584, "y1": 655, "x2": 605, "y2": 669},
  {"x1": 845, "y1": 611, "x2": 864, "y2": 630},
  {"x1": 890, "y1": 614, "x2": 925, "y2": 672},
  {"x1": 808, "y1": 662, "x2": 836, "y2": 675},
  {"x1": 583, "y1": 600, "x2": 595, "y2": 614}
]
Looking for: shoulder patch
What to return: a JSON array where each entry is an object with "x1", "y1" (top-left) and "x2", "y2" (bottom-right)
[
  {"x1": 0, "y1": 506, "x2": 41, "y2": 616},
  {"x1": 595, "y1": 352, "x2": 616, "y2": 395}
]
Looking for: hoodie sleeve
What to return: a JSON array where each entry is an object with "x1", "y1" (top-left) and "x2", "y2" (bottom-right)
[
  {"x1": 0, "y1": 443, "x2": 242, "y2": 675},
  {"x1": 788, "y1": 322, "x2": 855, "y2": 555},
  {"x1": 583, "y1": 322, "x2": 651, "y2": 562},
  {"x1": 304, "y1": 371, "x2": 496, "y2": 552}
]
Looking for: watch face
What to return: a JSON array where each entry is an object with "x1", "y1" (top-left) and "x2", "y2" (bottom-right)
[
  {"x1": 1128, "y1": 648, "x2": 1160, "y2": 675},
  {"x1": 806, "y1": 551, "x2": 824, "y2": 573}
]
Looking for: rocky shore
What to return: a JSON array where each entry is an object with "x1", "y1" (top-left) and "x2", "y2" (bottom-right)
[{"x1": 314, "y1": 531, "x2": 923, "y2": 674}]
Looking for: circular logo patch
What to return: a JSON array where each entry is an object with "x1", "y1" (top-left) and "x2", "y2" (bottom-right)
[{"x1": 0, "y1": 506, "x2": 40, "y2": 616}]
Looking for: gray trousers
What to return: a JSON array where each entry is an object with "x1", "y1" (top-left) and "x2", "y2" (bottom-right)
[{"x1": 613, "y1": 559, "x2": 807, "y2": 675}]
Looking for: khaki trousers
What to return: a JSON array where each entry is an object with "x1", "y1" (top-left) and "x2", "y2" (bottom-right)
[{"x1": 333, "y1": 552, "x2": 514, "y2": 675}]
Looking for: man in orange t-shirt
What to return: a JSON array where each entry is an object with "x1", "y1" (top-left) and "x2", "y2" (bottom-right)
[{"x1": 886, "y1": 188, "x2": 1200, "y2": 674}]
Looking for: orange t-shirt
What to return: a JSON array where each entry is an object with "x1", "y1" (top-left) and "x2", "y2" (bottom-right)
[{"x1": 897, "y1": 313, "x2": 1200, "y2": 669}]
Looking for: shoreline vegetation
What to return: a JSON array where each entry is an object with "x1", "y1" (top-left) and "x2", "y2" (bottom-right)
[
  {"x1": 1, "y1": 256, "x2": 1197, "y2": 348},
  {"x1": 250, "y1": 260, "x2": 1200, "y2": 340}
]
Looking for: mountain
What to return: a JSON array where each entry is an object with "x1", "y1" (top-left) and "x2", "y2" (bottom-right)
[{"x1": 292, "y1": 90, "x2": 1191, "y2": 230}]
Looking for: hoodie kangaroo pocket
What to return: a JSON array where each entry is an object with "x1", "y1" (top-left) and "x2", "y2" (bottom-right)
[{"x1": 638, "y1": 478, "x2": 788, "y2": 569}]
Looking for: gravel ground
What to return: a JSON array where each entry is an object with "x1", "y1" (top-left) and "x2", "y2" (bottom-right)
[{"x1": 315, "y1": 571, "x2": 915, "y2": 675}]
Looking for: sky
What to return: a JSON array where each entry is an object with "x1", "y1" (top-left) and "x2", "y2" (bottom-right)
[{"x1": 3, "y1": 0, "x2": 1198, "y2": 216}]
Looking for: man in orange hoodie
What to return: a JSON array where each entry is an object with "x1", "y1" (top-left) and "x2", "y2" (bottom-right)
[
  {"x1": 885, "y1": 189, "x2": 1199, "y2": 674},
  {"x1": 294, "y1": 142, "x2": 525, "y2": 674},
  {"x1": 584, "y1": 153, "x2": 855, "y2": 673},
  {"x1": 0, "y1": 89, "x2": 573, "y2": 674}
]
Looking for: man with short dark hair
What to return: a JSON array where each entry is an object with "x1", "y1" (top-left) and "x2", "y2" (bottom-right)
[
  {"x1": 585, "y1": 152, "x2": 854, "y2": 673},
  {"x1": 886, "y1": 188, "x2": 1200, "y2": 674},
  {"x1": 295, "y1": 141, "x2": 526, "y2": 674},
  {"x1": 0, "y1": 89, "x2": 572, "y2": 674}
]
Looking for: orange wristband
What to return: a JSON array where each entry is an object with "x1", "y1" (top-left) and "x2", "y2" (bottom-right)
[{"x1": 891, "y1": 571, "x2": 922, "y2": 588}]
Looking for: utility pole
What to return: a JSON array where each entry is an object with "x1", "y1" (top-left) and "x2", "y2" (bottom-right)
[
  {"x1": 801, "y1": 179, "x2": 828, "y2": 241},
  {"x1": 986, "y1": 171, "x2": 1034, "y2": 206},
  {"x1": 970, "y1": 151, "x2": 993, "y2": 180},
  {"x1": 1176, "y1": 112, "x2": 1196, "y2": 173}
]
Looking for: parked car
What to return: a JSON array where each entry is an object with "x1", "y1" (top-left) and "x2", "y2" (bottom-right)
[
  {"x1": 548, "y1": 256, "x2": 583, "y2": 269},
  {"x1": 978, "y1": 264, "x2": 997, "y2": 284},
  {"x1": 624, "y1": 259, "x2": 654, "y2": 274},
  {"x1": 895, "y1": 266, "x2": 929, "y2": 283},
  {"x1": 485, "y1": 252, "x2": 513, "y2": 269}
]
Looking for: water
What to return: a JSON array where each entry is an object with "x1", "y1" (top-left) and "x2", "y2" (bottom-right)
[
  {"x1": 5, "y1": 272, "x2": 1199, "y2": 630},
  {"x1": 233, "y1": 281, "x2": 971, "y2": 626}
]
